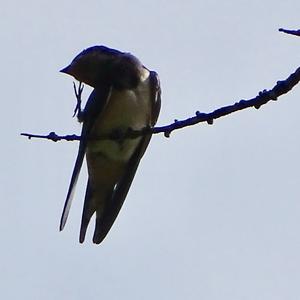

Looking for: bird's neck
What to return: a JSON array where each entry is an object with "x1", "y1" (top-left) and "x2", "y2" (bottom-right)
[{"x1": 109, "y1": 54, "x2": 144, "y2": 90}]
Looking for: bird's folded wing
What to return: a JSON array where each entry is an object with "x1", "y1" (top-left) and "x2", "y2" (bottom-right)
[{"x1": 60, "y1": 86, "x2": 111, "y2": 231}]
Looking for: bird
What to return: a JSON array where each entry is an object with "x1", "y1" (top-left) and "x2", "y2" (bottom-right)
[{"x1": 59, "y1": 46, "x2": 161, "y2": 244}]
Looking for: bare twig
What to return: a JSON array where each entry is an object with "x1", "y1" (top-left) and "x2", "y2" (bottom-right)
[
  {"x1": 20, "y1": 132, "x2": 82, "y2": 142},
  {"x1": 279, "y1": 28, "x2": 300, "y2": 37},
  {"x1": 21, "y1": 66, "x2": 300, "y2": 141}
]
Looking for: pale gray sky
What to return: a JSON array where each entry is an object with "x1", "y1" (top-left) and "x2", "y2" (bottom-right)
[{"x1": 1, "y1": 1, "x2": 300, "y2": 299}]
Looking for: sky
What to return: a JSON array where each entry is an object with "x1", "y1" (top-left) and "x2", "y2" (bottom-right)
[{"x1": 1, "y1": 0, "x2": 300, "y2": 299}]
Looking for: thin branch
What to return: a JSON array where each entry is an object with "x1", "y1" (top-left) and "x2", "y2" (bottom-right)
[
  {"x1": 279, "y1": 28, "x2": 300, "y2": 37},
  {"x1": 21, "y1": 132, "x2": 82, "y2": 142},
  {"x1": 21, "y1": 66, "x2": 300, "y2": 141},
  {"x1": 154, "y1": 66, "x2": 300, "y2": 137}
]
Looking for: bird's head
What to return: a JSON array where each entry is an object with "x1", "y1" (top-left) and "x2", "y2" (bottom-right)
[{"x1": 61, "y1": 46, "x2": 142, "y2": 89}]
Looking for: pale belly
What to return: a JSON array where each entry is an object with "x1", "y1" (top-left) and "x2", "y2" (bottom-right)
[{"x1": 87, "y1": 80, "x2": 151, "y2": 162}]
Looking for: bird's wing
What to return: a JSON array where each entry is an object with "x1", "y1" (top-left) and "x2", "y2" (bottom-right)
[
  {"x1": 149, "y1": 71, "x2": 161, "y2": 126},
  {"x1": 90, "y1": 71, "x2": 161, "y2": 244},
  {"x1": 59, "y1": 86, "x2": 111, "y2": 231}
]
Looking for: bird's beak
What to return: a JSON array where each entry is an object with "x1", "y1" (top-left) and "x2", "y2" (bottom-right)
[{"x1": 60, "y1": 65, "x2": 72, "y2": 74}]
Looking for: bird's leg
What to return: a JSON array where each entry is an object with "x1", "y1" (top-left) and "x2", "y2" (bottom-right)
[{"x1": 72, "y1": 81, "x2": 84, "y2": 122}]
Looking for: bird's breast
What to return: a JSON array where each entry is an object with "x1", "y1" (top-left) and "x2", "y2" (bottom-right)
[{"x1": 88, "y1": 76, "x2": 152, "y2": 162}]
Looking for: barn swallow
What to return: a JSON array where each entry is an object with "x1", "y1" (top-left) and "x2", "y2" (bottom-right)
[{"x1": 59, "y1": 46, "x2": 161, "y2": 244}]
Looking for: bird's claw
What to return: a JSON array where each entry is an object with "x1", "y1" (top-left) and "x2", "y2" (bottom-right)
[{"x1": 72, "y1": 81, "x2": 84, "y2": 119}]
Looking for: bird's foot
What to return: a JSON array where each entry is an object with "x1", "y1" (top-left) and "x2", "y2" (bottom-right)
[{"x1": 72, "y1": 81, "x2": 84, "y2": 122}]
